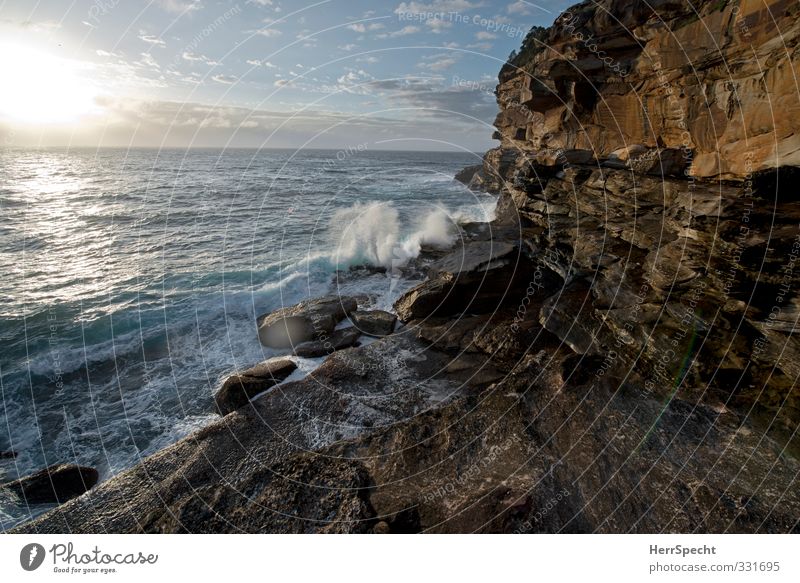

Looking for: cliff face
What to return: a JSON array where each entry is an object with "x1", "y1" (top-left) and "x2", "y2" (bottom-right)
[
  {"x1": 13, "y1": 0, "x2": 800, "y2": 534},
  {"x1": 475, "y1": 0, "x2": 800, "y2": 443},
  {"x1": 484, "y1": 0, "x2": 800, "y2": 182}
]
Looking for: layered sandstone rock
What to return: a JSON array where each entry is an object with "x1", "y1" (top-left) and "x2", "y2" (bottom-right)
[{"x1": 493, "y1": 0, "x2": 800, "y2": 180}]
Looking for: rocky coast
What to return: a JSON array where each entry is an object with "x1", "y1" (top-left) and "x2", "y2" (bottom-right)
[{"x1": 8, "y1": 0, "x2": 800, "y2": 533}]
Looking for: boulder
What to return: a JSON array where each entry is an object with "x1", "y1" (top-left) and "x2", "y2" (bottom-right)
[
  {"x1": 257, "y1": 296, "x2": 358, "y2": 348},
  {"x1": 4, "y1": 464, "x2": 98, "y2": 504},
  {"x1": 215, "y1": 357, "x2": 298, "y2": 416},
  {"x1": 0, "y1": 451, "x2": 17, "y2": 460},
  {"x1": 454, "y1": 164, "x2": 483, "y2": 186},
  {"x1": 294, "y1": 327, "x2": 361, "y2": 358},
  {"x1": 349, "y1": 310, "x2": 397, "y2": 337}
]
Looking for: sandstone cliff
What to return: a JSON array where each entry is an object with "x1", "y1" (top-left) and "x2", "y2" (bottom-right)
[{"x1": 479, "y1": 0, "x2": 800, "y2": 183}]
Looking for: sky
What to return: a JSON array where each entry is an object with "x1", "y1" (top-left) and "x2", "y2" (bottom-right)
[{"x1": 0, "y1": 0, "x2": 572, "y2": 150}]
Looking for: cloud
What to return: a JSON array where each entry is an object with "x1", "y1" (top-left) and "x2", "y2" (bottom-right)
[
  {"x1": 338, "y1": 44, "x2": 358, "y2": 51},
  {"x1": 507, "y1": 1, "x2": 542, "y2": 15},
  {"x1": 475, "y1": 31, "x2": 496, "y2": 40},
  {"x1": 138, "y1": 32, "x2": 166, "y2": 46},
  {"x1": 466, "y1": 42, "x2": 492, "y2": 50},
  {"x1": 376, "y1": 25, "x2": 420, "y2": 38},
  {"x1": 363, "y1": 76, "x2": 498, "y2": 123},
  {"x1": 212, "y1": 74, "x2": 238, "y2": 84},
  {"x1": 367, "y1": 23, "x2": 385, "y2": 30},
  {"x1": 395, "y1": 1, "x2": 482, "y2": 14},
  {"x1": 256, "y1": 28, "x2": 282, "y2": 37},
  {"x1": 0, "y1": 19, "x2": 61, "y2": 33},
  {"x1": 417, "y1": 56, "x2": 458, "y2": 71},
  {"x1": 274, "y1": 79, "x2": 289, "y2": 87},
  {"x1": 426, "y1": 19, "x2": 453, "y2": 33},
  {"x1": 247, "y1": 59, "x2": 277, "y2": 68},
  {"x1": 155, "y1": 0, "x2": 202, "y2": 13},
  {"x1": 182, "y1": 51, "x2": 220, "y2": 66},
  {"x1": 6, "y1": 93, "x2": 494, "y2": 149},
  {"x1": 346, "y1": 23, "x2": 366, "y2": 33},
  {"x1": 138, "y1": 53, "x2": 161, "y2": 70}
]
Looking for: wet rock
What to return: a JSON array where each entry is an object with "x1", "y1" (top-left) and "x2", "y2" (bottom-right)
[
  {"x1": 257, "y1": 295, "x2": 358, "y2": 348},
  {"x1": 0, "y1": 451, "x2": 17, "y2": 460},
  {"x1": 215, "y1": 357, "x2": 298, "y2": 416},
  {"x1": 349, "y1": 310, "x2": 397, "y2": 337},
  {"x1": 395, "y1": 240, "x2": 541, "y2": 322},
  {"x1": 293, "y1": 327, "x2": 361, "y2": 358},
  {"x1": 4, "y1": 464, "x2": 98, "y2": 504}
]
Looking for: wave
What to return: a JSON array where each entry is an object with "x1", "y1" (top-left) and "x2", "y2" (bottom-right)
[{"x1": 328, "y1": 201, "x2": 459, "y2": 270}]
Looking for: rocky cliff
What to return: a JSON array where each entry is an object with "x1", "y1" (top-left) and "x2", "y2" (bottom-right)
[
  {"x1": 480, "y1": 0, "x2": 800, "y2": 184},
  {"x1": 13, "y1": 0, "x2": 800, "y2": 533}
]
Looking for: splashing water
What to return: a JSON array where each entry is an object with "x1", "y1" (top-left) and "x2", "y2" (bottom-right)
[{"x1": 331, "y1": 201, "x2": 457, "y2": 269}]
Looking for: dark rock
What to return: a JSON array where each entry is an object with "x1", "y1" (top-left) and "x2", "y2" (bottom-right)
[
  {"x1": 349, "y1": 310, "x2": 397, "y2": 337},
  {"x1": 215, "y1": 357, "x2": 298, "y2": 416},
  {"x1": 257, "y1": 295, "x2": 358, "y2": 348},
  {"x1": 4, "y1": 464, "x2": 98, "y2": 504},
  {"x1": 0, "y1": 451, "x2": 17, "y2": 460},
  {"x1": 373, "y1": 520, "x2": 391, "y2": 534},
  {"x1": 293, "y1": 327, "x2": 361, "y2": 358},
  {"x1": 455, "y1": 164, "x2": 482, "y2": 186}
]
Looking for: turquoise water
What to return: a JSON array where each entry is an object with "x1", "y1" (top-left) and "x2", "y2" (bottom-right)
[{"x1": 0, "y1": 147, "x2": 494, "y2": 527}]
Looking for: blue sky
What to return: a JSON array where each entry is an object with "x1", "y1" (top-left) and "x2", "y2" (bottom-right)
[{"x1": 0, "y1": 0, "x2": 572, "y2": 150}]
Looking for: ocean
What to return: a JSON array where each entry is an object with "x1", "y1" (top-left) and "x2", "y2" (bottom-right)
[{"x1": 0, "y1": 147, "x2": 495, "y2": 528}]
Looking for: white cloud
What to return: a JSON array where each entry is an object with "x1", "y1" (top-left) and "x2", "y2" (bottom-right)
[
  {"x1": 274, "y1": 79, "x2": 289, "y2": 87},
  {"x1": 212, "y1": 74, "x2": 238, "y2": 84},
  {"x1": 417, "y1": 54, "x2": 459, "y2": 71},
  {"x1": 395, "y1": 1, "x2": 481, "y2": 14},
  {"x1": 425, "y1": 19, "x2": 452, "y2": 33},
  {"x1": 182, "y1": 52, "x2": 219, "y2": 66},
  {"x1": 137, "y1": 53, "x2": 161, "y2": 70},
  {"x1": 256, "y1": 28, "x2": 282, "y2": 37},
  {"x1": 376, "y1": 25, "x2": 420, "y2": 38},
  {"x1": 155, "y1": 0, "x2": 202, "y2": 13},
  {"x1": 246, "y1": 59, "x2": 277, "y2": 68},
  {"x1": 475, "y1": 31, "x2": 496, "y2": 40},
  {"x1": 0, "y1": 19, "x2": 61, "y2": 33},
  {"x1": 338, "y1": 43, "x2": 358, "y2": 51},
  {"x1": 346, "y1": 23, "x2": 366, "y2": 33},
  {"x1": 367, "y1": 23, "x2": 385, "y2": 30},
  {"x1": 138, "y1": 32, "x2": 166, "y2": 47},
  {"x1": 466, "y1": 42, "x2": 492, "y2": 50}
]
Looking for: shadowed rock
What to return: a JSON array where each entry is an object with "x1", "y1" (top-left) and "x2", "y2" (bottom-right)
[
  {"x1": 257, "y1": 296, "x2": 358, "y2": 348},
  {"x1": 455, "y1": 164, "x2": 483, "y2": 186},
  {"x1": 4, "y1": 464, "x2": 98, "y2": 504},
  {"x1": 350, "y1": 310, "x2": 397, "y2": 337},
  {"x1": 215, "y1": 357, "x2": 298, "y2": 415},
  {"x1": 293, "y1": 327, "x2": 361, "y2": 358}
]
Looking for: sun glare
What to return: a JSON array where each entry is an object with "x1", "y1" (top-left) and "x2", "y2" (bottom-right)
[{"x1": 0, "y1": 43, "x2": 99, "y2": 124}]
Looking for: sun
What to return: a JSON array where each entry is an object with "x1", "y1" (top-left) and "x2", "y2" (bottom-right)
[{"x1": 0, "y1": 43, "x2": 99, "y2": 124}]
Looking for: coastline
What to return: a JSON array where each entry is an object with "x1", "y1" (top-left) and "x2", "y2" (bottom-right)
[{"x1": 4, "y1": 0, "x2": 800, "y2": 533}]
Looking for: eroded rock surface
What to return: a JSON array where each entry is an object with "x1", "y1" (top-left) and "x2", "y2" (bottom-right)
[{"x1": 215, "y1": 357, "x2": 298, "y2": 416}]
